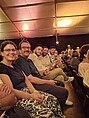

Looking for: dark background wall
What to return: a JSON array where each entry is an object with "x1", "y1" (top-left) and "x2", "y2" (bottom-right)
[{"x1": 0, "y1": 34, "x2": 89, "y2": 53}]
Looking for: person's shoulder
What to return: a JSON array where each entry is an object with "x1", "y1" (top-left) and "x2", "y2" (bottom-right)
[
  {"x1": 0, "y1": 63, "x2": 7, "y2": 73},
  {"x1": 79, "y1": 62, "x2": 83, "y2": 66},
  {"x1": 17, "y1": 55, "x2": 23, "y2": 60},
  {"x1": 15, "y1": 55, "x2": 25, "y2": 63},
  {"x1": 29, "y1": 53, "x2": 36, "y2": 58},
  {"x1": 80, "y1": 62, "x2": 89, "y2": 66},
  {"x1": 0, "y1": 63, "x2": 5, "y2": 68}
]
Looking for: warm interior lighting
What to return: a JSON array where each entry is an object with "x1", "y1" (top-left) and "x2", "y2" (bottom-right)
[
  {"x1": 55, "y1": 30, "x2": 59, "y2": 45},
  {"x1": 22, "y1": 23, "x2": 29, "y2": 31},
  {"x1": 57, "y1": 19, "x2": 72, "y2": 27},
  {"x1": 56, "y1": 40, "x2": 59, "y2": 45}
]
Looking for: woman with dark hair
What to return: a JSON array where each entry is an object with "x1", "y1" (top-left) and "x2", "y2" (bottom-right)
[
  {"x1": 78, "y1": 44, "x2": 89, "y2": 77},
  {"x1": 78, "y1": 44, "x2": 89, "y2": 88},
  {"x1": 0, "y1": 40, "x2": 64, "y2": 118}
]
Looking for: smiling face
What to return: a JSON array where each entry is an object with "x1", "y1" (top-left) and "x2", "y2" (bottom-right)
[
  {"x1": 1, "y1": 44, "x2": 17, "y2": 61},
  {"x1": 19, "y1": 42, "x2": 31, "y2": 57},
  {"x1": 42, "y1": 48, "x2": 48, "y2": 56},
  {"x1": 34, "y1": 46, "x2": 43, "y2": 56},
  {"x1": 50, "y1": 48, "x2": 56, "y2": 55}
]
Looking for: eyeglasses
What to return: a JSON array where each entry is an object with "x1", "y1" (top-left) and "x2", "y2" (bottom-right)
[
  {"x1": 4, "y1": 49, "x2": 16, "y2": 52},
  {"x1": 21, "y1": 46, "x2": 31, "y2": 50}
]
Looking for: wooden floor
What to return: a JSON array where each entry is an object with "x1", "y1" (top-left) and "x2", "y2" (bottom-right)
[{"x1": 63, "y1": 82, "x2": 86, "y2": 118}]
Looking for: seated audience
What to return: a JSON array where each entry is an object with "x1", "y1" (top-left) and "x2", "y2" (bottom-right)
[
  {"x1": 29, "y1": 44, "x2": 74, "y2": 83},
  {"x1": 42, "y1": 47, "x2": 65, "y2": 69},
  {"x1": 0, "y1": 40, "x2": 64, "y2": 118},
  {"x1": 15, "y1": 40, "x2": 73, "y2": 106}
]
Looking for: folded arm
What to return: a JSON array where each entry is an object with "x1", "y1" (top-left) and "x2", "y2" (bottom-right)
[{"x1": 0, "y1": 74, "x2": 44, "y2": 102}]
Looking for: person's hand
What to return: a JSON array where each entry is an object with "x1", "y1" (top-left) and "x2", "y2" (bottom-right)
[
  {"x1": 0, "y1": 84, "x2": 12, "y2": 95},
  {"x1": 0, "y1": 91, "x2": 6, "y2": 99},
  {"x1": 30, "y1": 91, "x2": 44, "y2": 102},
  {"x1": 53, "y1": 60, "x2": 58, "y2": 66},
  {"x1": 47, "y1": 80, "x2": 57, "y2": 85},
  {"x1": 43, "y1": 69, "x2": 50, "y2": 75},
  {"x1": 54, "y1": 59, "x2": 58, "y2": 63},
  {"x1": 50, "y1": 60, "x2": 58, "y2": 70}
]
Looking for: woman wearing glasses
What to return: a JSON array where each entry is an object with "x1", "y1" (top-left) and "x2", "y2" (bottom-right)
[{"x1": 0, "y1": 41, "x2": 64, "y2": 118}]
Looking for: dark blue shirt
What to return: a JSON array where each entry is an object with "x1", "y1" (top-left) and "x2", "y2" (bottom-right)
[{"x1": 14, "y1": 55, "x2": 42, "y2": 78}]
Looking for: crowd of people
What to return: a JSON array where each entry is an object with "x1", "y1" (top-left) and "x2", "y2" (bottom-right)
[{"x1": 0, "y1": 40, "x2": 89, "y2": 118}]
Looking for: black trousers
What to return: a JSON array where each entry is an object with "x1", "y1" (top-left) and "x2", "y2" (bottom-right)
[{"x1": 33, "y1": 81, "x2": 68, "y2": 106}]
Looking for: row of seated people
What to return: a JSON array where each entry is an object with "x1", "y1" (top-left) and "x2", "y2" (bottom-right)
[
  {"x1": 61, "y1": 43, "x2": 89, "y2": 94},
  {"x1": 69, "y1": 44, "x2": 89, "y2": 93},
  {"x1": 0, "y1": 40, "x2": 75, "y2": 118},
  {"x1": 78, "y1": 44, "x2": 89, "y2": 111},
  {"x1": 62, "y1": 44, "x2": 89, "y2": 117},
  {"x1": 61, "y1": 50, "x2": 80, "y2": 72},
  {"x1": 28, "y1": 44, "x2": 74, "y2": 83},
  {"x1": 31, "y1": 42, "x2": 89, "y2": 113}
]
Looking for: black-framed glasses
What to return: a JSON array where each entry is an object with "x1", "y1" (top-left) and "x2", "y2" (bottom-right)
[
  {"x1": 4, "y1": 49, "x2": 16, "y2": 52},
  {"x1": 21, "y1": 46, "x2": 31, "y2": 50}
]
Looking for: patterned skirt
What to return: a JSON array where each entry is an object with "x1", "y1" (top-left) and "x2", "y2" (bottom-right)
[{"x1": 16, "y1": 87, "x2": 64, "y2": 118}]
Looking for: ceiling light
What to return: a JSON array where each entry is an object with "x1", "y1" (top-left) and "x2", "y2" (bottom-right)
[
  {"x1": 22, "y1": 23, "x2": 29, "y2": 31},
  {"x1": 56, "y1": 40, "x2": 59, "y2": 45},
  {"x1": 57, "y1": 19, "x2": 72, "y2": 27}
]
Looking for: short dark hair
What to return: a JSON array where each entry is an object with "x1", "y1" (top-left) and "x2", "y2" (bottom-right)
[
  {"x1": 0, "y1": 40, "x2": 17, "y2": 52},
  {"x1": 72, "y1": 50, "x2": 78, "y2": 57},
  {"x1": 35, "y1": 44, "x2": 43, "y2": 49},
  {"x1": 80, "y1": 44, "x2": 89, "y2": 60},
  {"x1": 43, "y1": 46, "x2": 48, "y2": 49},
  {"x1": 18, "y1": 39, "x2": 30, "y2": 49},
  {"x1": 49, "y1": 46, "x2": 56, "y2": 49}
]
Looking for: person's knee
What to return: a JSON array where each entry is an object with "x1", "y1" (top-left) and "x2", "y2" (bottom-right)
[
  {"x1": 56, "y1": 68, "x2": 63, "y2": 73},
  {"x1": 60, "y1": 87, "x2": 68, "y2": 99},
  {"x1": 55, "y1": 81, "x2": 65, "y2": 87},
  {"x1": 55, "y1": 75, "x2": 64, "y2": 82}
]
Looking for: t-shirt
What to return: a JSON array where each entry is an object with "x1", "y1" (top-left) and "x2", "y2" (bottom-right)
[
  {"x1": 0, "y1": 63, "x2": 26, "y2": 90},
  {"x1": 78, "y1": 62, "x2": 89, "y2": 77},
  {"x1": 83, "y1": 69, "x2": 89, "y2": 87},
  {"x1": 28, "y1": 53, "x2": 47, "y2": 71},
  {"x1": 14, "y1": 55, "x2": 42, "y2": 78}
]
